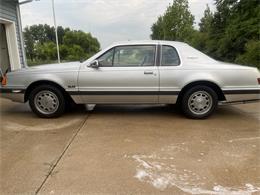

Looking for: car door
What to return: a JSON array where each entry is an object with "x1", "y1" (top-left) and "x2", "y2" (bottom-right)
[
  {"x1": 78, "y1": 44, "x2": 159, "y2": 103},
  {"x1": 158, "y1": 45, "x2": 182, "y2": 103}
]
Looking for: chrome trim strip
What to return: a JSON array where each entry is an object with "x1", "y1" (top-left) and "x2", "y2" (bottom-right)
[
  {"x1": 67, "y1": 91, "x2": 180, "y2": 95},
  {"x1": 223, "y1": 89, "x2": 260, "y2": 94},
  {"x1": 0, "y1": 88, "x2": 26, "y2": 94},
  {"x1": 67, "y1": 89, "x2": 260, "y2": 96}
]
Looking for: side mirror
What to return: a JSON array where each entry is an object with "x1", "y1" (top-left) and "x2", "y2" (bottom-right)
[
  {"x1": 89, "y1": 60, "x2": 99, "y2": 68},
  {"x1": 80, "y1": 58, "x2": 85, "y2": 63}
]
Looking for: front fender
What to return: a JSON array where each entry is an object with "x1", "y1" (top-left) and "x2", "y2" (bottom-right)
[{"x1": 6, "y1": 71, "x2": 78, "y2": 91}]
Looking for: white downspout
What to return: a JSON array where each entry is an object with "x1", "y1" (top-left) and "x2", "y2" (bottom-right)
[{"x1": 16, "y1": 4, "x2": 27, "y2": 68}]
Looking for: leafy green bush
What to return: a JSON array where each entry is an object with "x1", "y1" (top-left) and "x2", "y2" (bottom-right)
[
  {"x1": 24, "y1": 24, "x2": 100, "y2": 66},
  {"x1": 236, "y1": 41, "x2": 260, "y2": 69},
  {"x1": 151, "y1": 0, "x2": 260, "y2": 69}
]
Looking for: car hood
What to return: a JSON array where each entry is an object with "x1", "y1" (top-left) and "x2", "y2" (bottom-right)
[
  {"x1": 11, "y1": 61, "x2": 81, "y2": 74},
  {"x1": 28, "y1": 61, "x2": 81, "y2": 71}
]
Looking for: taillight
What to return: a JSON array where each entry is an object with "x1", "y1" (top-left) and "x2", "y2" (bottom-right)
[
  {"x1": 1, "y1": 75, "x2": 7, "y2": 86},
  {"x1": 258, "y1": 78, "x2": 260, "y2": 85}
]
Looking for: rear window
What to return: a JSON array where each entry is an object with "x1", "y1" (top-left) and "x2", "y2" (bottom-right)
[{"x1": 161, "y1": 46, "x2": 180, "y2": 66}]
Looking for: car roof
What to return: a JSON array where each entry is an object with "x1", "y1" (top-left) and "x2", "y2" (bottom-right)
[{"x1": 111, "y1": 40, "x2": 188, "y2": 47}]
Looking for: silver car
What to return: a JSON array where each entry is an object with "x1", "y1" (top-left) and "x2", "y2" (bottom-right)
[{"x1": 1, "y1": 40, "x2": 260, "y2": 119}]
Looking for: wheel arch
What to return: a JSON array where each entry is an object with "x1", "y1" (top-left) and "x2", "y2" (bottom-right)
[
  {"x1": 24, "y1": 80, "x2": 73, "y2": 103},
  {"x1": 177, "y1": 80, "x2": 226, "y2": 104}
]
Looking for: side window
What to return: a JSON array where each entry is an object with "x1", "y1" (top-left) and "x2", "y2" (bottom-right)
[
  {"x1": 161, "y1": 46, "x2": 180, "y2": 66},
  {"x1": 97, "y1": 48, "x2": 114, "y2": 67},
  {"x1": 113, "y1": 45, "x2": 155, "y2": 67}
]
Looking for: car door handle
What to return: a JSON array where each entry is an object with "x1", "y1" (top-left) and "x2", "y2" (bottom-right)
[{"x1": 144, "y1": 71, "x2": 154, "y2": 75}]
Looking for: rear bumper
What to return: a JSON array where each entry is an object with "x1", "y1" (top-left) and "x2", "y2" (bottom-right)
[
  {"x1": 0, "y1": 88, "x2": 25, "y2": 103},
  {"x1": 223, "y1": 89, "x2": 260, "y2": 103}
]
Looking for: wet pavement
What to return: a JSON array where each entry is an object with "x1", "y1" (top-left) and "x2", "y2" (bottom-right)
[{"x1": 0, "y1": 97, "x2": 259, "y2": 195}]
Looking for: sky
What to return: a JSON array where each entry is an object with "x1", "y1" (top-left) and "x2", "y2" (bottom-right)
[{"x1": 20, "y1": 0, "x2": 216, "y2": 48}]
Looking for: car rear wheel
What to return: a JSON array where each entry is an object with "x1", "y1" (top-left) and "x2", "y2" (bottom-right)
[
  {"x1": 181, "y1": 86, "x2": 218, "y2": 119},
  {"x1": 29, "y1": 85, "x2": 65, "y2": 118}
]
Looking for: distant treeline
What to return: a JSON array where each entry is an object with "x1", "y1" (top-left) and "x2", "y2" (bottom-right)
[
  {"x1": 23, "y1": 24, "x2": 100, "y2": 65},
  {"x1": 151, "y1": 0, "x2": 259, "y2": 69}
]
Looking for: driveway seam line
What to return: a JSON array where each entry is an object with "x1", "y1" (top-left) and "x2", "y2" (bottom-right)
[{"x1": 35, "y1": 113, "x2": 90, "y2": 195}]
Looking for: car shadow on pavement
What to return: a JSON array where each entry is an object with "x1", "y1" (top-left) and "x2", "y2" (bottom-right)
[
  {"x1": 1, "y1": 98, "x2": 258, "y2": 121},
  {"x1": 92, "y1": 104, "x2": 253, "y2": 120}
]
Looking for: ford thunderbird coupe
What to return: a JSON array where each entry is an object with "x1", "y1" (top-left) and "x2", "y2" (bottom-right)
[{"x1": 1, "y1": 41, "x2": 259, "y2": 119}]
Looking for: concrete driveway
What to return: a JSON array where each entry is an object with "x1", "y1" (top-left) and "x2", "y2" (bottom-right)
[{"x1": 0, "y1": 97, "x2": 259, "y2": 195}]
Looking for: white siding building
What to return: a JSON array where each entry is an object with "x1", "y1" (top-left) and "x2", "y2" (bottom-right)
[{"x1": 0, "y1": 0, "x2": 26, "y2": 73}]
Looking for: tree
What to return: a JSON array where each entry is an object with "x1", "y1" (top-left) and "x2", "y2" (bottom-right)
[
  {"x1": 63, "y1": 30, "x2": 100, "y2": 56},
  {"x1": 150, "y1": 0, "x2": 259, "y2": 68},
  {"x1": 23, "y1": 26, "x2": 35, "y2": 61},
  {"x1": 35, "y1": 42, "x2": 57, "y2": 61},
  {"x1": 189, "y1": 5, "x2": 214, "y2": 52},
  {"x1": 151, "y1": 16, "x2": 165, "y2": 40},
  {"x1": 236, "y1": 41, "x2": 260, "y2": 69},
  {"x1": 199, "y1": 5, "x2": 214, "y2": 33},
  {"x1": 23, "y1": 24, "x2": 100, "y2": 65},
  {"x1": 207, "y1": 0, "x2": 260, "y2": 66},
  {"x1": 151, "y1": 0, "x2": 194, "y2": 42}
]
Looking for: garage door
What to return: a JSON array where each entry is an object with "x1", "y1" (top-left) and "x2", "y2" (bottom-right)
[{"x1": 0, "y1": 23, "x2": 10, "y2": 76}]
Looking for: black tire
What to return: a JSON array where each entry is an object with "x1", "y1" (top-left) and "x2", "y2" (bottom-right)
[
  {"x1": 29, "y1": 85, "x2": 65, "y2": 118},
  {"x1": 181, "y1": 85, "x2": 218, "y2": 119}
]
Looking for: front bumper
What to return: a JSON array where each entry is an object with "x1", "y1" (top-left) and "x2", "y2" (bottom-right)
[{"x1": 0, "y1": 88, "x2": 25, "y2": 103}]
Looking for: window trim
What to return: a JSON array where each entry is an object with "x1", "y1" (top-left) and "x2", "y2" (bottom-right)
[
  {"x1": 96, "y1": 44, "x2": 157, "y2": 67},
  {"x1": 160, "y1": 45, "x2": 181, "y2": 67},
  {"x1": 156, "y1": 44, "x2": 161, "y2": 66}
]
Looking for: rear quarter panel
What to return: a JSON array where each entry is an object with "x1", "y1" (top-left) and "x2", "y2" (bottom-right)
[{"x1": 159, "y1": 62, "x2": 259, "y2": 103}]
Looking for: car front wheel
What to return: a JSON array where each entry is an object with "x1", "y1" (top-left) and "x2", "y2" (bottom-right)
[
  {"x1": 29, "y1": 85, "x2": 65, "y2": 118},
  {"x1": 181, "y1": 86, "x2": 218, "y2": 119}
]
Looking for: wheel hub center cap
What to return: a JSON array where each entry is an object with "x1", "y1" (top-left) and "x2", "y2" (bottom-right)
[
  {"x1": 43, "y1": 97, "x2": 51, "y2": 107},
  {"x1": 197, "y1": 97, "x2": 203, "y2": 103}
]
